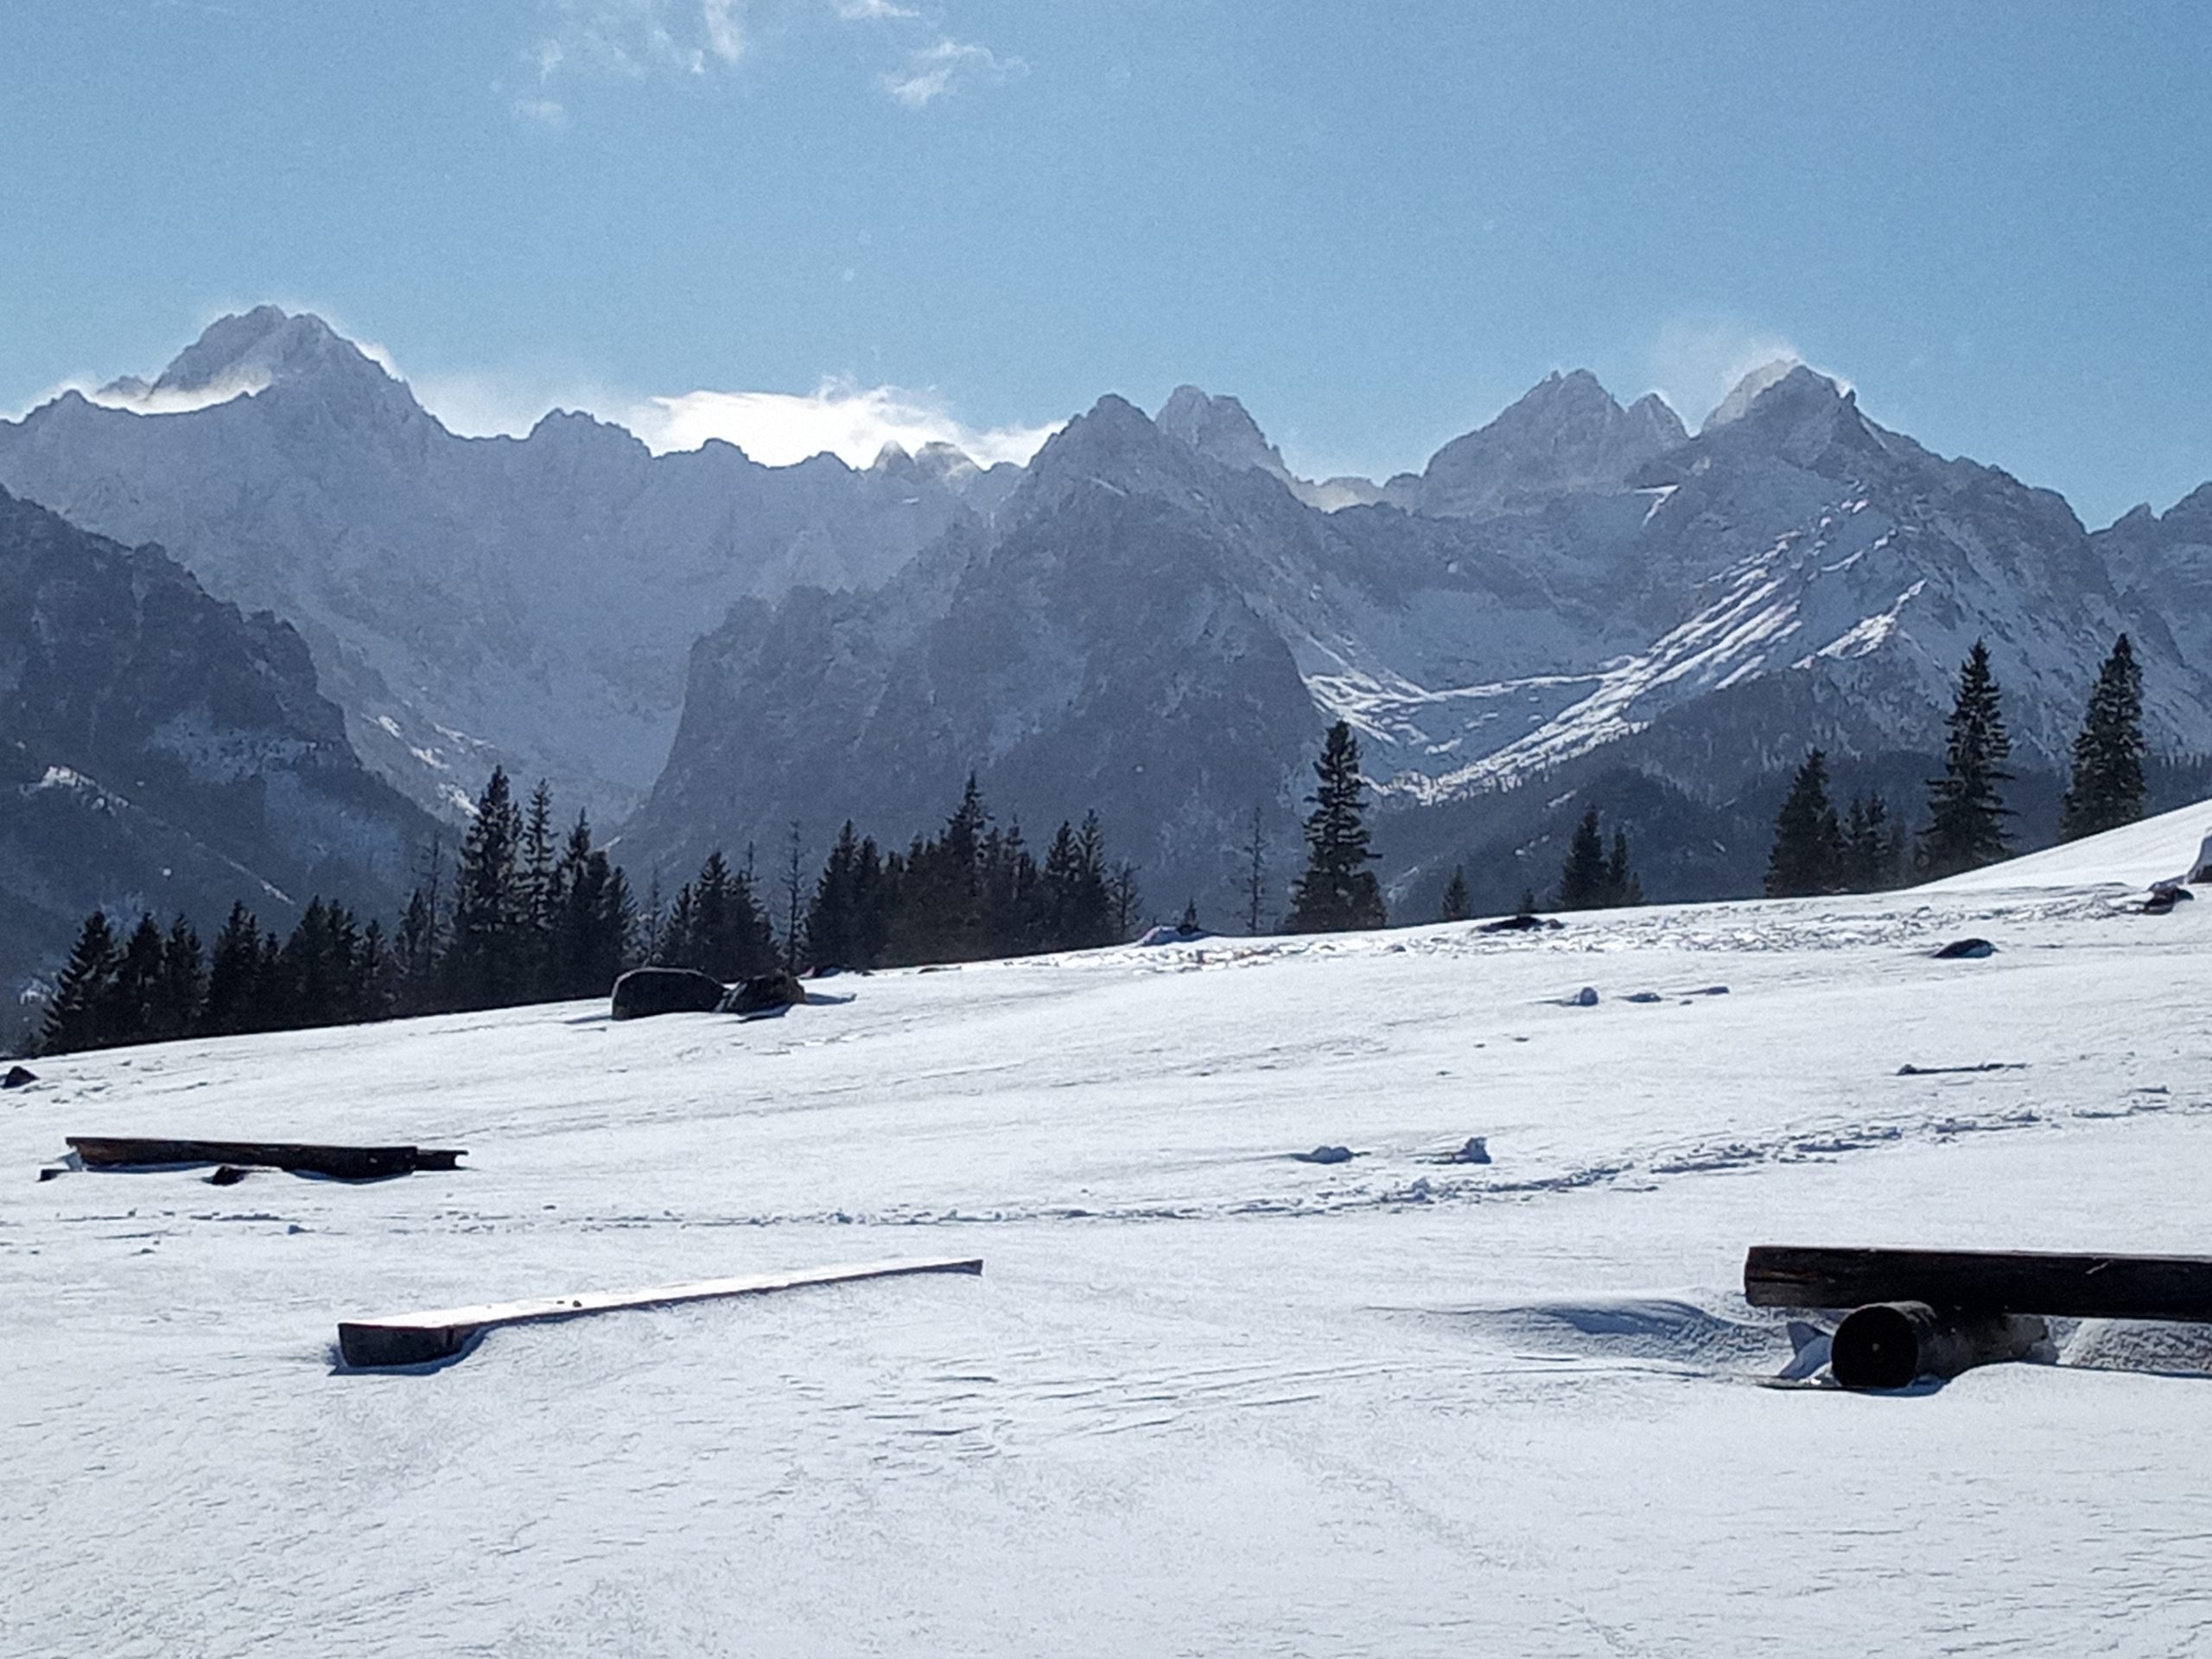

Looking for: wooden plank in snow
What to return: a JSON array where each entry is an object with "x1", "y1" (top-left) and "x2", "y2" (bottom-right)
[
  {"x1": 338, "y1": 1255, "x2": 984, "y2": 1368},
  {"x1": 67, "y1": 1137, "x2": 464, "y2": 1180},
  {"x1": 1745, "y1": 1245, "x2": 2212, "y2": 1320}
]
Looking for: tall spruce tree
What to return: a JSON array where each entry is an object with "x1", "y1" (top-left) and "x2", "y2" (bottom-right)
[
  {"x1": 1243, "y1": 805, "x2": 1270, "y2": 934},
  {"x1": 1841, "y1": 793, "x2": 1903, "y2": 893},
  {"x1": 519, "y1": 779, "x2": 558, "y2": 995},
  {"x1": 155, "y1": 914, "x2": 206, "y2": 1039},
  {"x1": 1765, "y1": 749, "x2": 1846, "y2": 897},
  {"x1": 1107, "y1": 861, "x2": 1142, "y2": 943},
  {"x1": 1558, "y1": 808, "x2": 1642, "y2": 909},
  {"x1": 2059, "y1": 634, "x2": 2147, "y2": 842},
  {"x1": 200, "y1": 903, "x2": 264, "y2": 1035},
  {"x1": 1557, "y1": 809, "x2": 1609, "y2": 910},
  {"x1": 1922, "y1": 640, "x2": 2013, "y2": 878},
  {"x1": 1440, "y1": 866, "x2": 1472, "y2": 923},
  {"x1": 807, "y1": 823, "x2": 858, "y2": 968},
  {"x1": 1605, "y1": 831, "x2": 1643, "y2": 906},
  {"x1": 105, "y1": 913, "x2": 168, "y2": 1047},
  {"x1": 781, "y1": 823, "x2": 808, "y2": 974},
  {"x1": 41, "y1": 911, "x2": 118, "y2": 1054},
  {"x1": 1286, "y1": 721, "x2": 1388, "y2": 933},
  {"x1": 445, "y1": 766, "x2": 524, "y2": 1008}
]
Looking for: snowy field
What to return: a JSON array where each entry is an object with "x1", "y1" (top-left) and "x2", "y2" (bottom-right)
[{"x1": 8, "y1": 806, "x2": 2212, "y2": 1656}]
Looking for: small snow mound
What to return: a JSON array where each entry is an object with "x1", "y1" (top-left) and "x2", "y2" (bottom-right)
[
  {"x1": 2063, "y1": 1320, "x2": 2212, "y2": 1377},
  {"x1": 1474, "y1": 1298, "x2": 1794, "y2": 1371}
]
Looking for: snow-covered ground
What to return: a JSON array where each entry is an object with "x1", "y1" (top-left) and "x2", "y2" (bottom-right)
[{"x1": 8, "y1": 810, "x2": 2212, "y2": 1655}]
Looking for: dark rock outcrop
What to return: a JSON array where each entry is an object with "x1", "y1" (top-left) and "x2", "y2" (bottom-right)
[{"x1": 610, "y1": 966, "x2": 728, "y2": 1020}]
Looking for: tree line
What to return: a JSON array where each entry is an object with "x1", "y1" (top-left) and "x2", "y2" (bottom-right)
[
  {"x1": 34, "y1": 767, "x2": 1147, "y2": 1056},
  {"x1": 1765, "y1": 634, "x2": 2147, "y2": 896}
]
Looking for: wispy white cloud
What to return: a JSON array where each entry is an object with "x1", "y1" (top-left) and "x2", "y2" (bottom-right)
[
  {"x1": 631, "y1": 378, "x2": 1058, "y2": 467},
  {"x1": 835, "y1": 0, "x2": 916, "y2": 17},
  {"x1": 701, "y1": 0, "x2": 745, "y2": 62},
  {"x1": 393, "y1": 363, "x2": 1057, "y2": 471},
  {"x1": 880, "y1": 37, "x2": 1024, "y2": 108},
  {"x1": 524, "y1": 0, "x2": 742, "y2": 90}
]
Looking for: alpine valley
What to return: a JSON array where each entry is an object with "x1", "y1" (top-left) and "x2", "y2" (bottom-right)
[{"x1": 5, "y1": 308, "x2": 2211, "y2": 993}]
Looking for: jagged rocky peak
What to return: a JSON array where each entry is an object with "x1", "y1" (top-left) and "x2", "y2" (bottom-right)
[
  {"x1": 1685, "y1": 361, "x2": 1883, "y2": 474},
  {"x1": 1154, "y1": 385, "x2": 1292, "y2": 480},
  {"x1": 1701, "y1": 359, "x2": 1846, "y2": 431},
  {"x1": 1414, "y1": 369, "x2": 1689, "y2": 517},
  {"x1": 1026, "y1": 393, "x2": 1172, "y2": 476},
  {"x1": 2156, "y1": 480, "x2": 2212, "y2": 535},
  {"x1": 96, "y1": 306, "x2": 400, "y2": 410}
]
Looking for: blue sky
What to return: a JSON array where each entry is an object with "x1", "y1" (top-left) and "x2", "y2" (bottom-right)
[{"x1": 3, "y1": 0, "x2": 2209, "y2": 522}]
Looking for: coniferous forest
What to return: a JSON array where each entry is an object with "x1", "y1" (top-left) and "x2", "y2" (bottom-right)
[{"x1": 35, "y1": 766, "x2": 1142, "y2": 1057}]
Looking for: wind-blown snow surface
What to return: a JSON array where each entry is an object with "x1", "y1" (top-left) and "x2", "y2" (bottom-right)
[{"x1": 9, "y1": 826, "x2": 2212, "y2": 1652}]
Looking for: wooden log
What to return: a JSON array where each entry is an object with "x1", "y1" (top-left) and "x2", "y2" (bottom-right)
[
  {"x1": 1828, "y1": 1300, "x2": 2048, "y2": 1390},
  {"x1": 1746, "y1": 1245, "x2": 2212, "y2": 1321},
  {"x1": 337, "y1": 1255, "x2": 984, "y2": 1369},
  {"x1": 67, "y1": 1137, "x2": 465, "y2": 1180}
]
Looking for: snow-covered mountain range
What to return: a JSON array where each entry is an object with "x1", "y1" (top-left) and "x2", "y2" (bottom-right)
[
  {"x1": 6, "y1": 308, "x2": 2211, "y2": 928},
  {"x1": 626, "y1": 365, "x2": 2212, "y2": 910},
  {"x1": 0, "y1": 308, "x2": 1016, "y2": 822}
]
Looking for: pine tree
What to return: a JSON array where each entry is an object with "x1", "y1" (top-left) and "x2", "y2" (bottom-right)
[
  {"x1": 1440, "y1": 865, "x2": 1472, "y2": 923},
  {"x1": 154, "y1": 914, "x2": 205, "y2": 1039},
  {"x1": 41, "y1": 911, "x2": 118, "y2": 1054},
  {"x1": 1243, "y1": 804, "x2": 1270, "y2": 935},
  {"x1": 445, "y1": 766, "x2": 524, "y2": 1008},
  {"x1": 355, "y1": 919, "x2": 396, "y2": 1022},
  {"x1": 519, "y1": 779, "x2": 558, "y2": 995},
  {"x1": 105, "y1": 913, "x2": 168, "y2": 1047},
  {"x1": 781, "y1": 823, "x2": 807, "y2": 974},
  {"x1": 1765, "y1": 749, "x2": 1846, "y2": 897},
  {"x1": 1557, "y1": 808, "x2": 1610, "y2": 910},
  {"x1": 1286, "y1": 721, "x2": 1388, "y2": 933},
  {"x1": 2059, "y1": 634, "x2": 2147, "y2": 842},
  {"x1": 200, "y1": 903, "x2": 264, "y2": 1035},
  {"x1": 1922, "y1": 640, "x2": 2013, "y2": 878},
  {"x1": 1605, "y1": 831, "x2": 1643, "y2": 906},
  {"x1": 807, "y1": 822, "x2": 876, "y2": 969},
  {"x1": 657, "y1": 881, "x2": 700, "y2": 969},
  {"x1": 1108, "y1": 861, "x2": 1142, "y2": 943}
]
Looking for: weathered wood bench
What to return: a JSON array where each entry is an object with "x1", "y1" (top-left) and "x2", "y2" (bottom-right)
[
  {"x1": 338, "y1": 1255, "x2": 985, "y2": 1369},
  {"x1": 67, "y1": 1137, "x2": 465, "y2": 1180},
  {"x1": 1745, "y1": 1245, "x2": 2212, "y2": 1390}
]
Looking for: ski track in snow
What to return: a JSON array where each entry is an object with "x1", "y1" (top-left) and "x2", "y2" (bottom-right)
[{"x1": 8, "y1": 863, "x2": 2212, "y2": 1654}]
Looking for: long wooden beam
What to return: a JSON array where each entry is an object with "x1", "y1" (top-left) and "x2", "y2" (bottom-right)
[
  {"x1": 1746, "y1": 1245, "x2": 2212, "y2": 1320},
  {"x1": 67, "y1": 1137, "x2": 463, "y2": 1180},
  {"x1": 338, "y1": 1255, "x2": 984, "y2": 1369}
]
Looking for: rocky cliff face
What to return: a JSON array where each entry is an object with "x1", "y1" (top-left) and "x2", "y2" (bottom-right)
[{"x1": 0, "y1": 487, "x2": 429, "y2": 995}]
